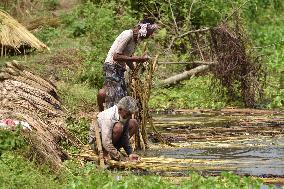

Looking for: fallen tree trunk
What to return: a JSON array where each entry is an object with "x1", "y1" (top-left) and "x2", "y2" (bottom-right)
[{"x1": 159, "y1": 65, "x2": 209, "y2": 87}]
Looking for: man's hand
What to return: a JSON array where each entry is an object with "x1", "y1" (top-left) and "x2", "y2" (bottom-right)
[
  {"x1": 129, "y1": 154, "x2": 140, "y2": 162},
  {"x1": 119, "y1": 153, "x2": 128, "y2": 161},
  {"x1": 139, "y1": 54, "x2": 150, "y2": 63}
]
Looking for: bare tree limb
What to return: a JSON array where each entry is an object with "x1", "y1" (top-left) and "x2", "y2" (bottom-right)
[
  {"x1": 195, "y1": 35, "x2": 205, "y2": 61},
  {"x1": 168, "y1": 0, "x2": 179, "y2": 34},
  {"x1": 142, "y1": 4, "x2": 168, "y2": 28},
  {"x1": 158, "y1": 61, "x2": 216, "y2": 65},
  {"x1": 177, "y1": 27, "x2": 210, "y2": 38},
  {"x1": 159, "y1": 65, "x2": 210, "y2": 87},
  {"x1": 188, "y1": 0, "x2": 195, "y2": 24}
]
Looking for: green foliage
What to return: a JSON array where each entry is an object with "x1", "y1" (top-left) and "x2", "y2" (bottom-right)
[
  {"x1": 61, "y1": 1, "x2": 136, "y2": 88},
  {"x1": 268, "y1": 89, "x2": 284, "y2": 108},
  {"x1": 66, "y1": 117, "x2": 90, "y2": 144},
  {"x1": 0, "y1": 129, "x2": 26, "y2": 156},
  {"x1": 0, "y1": 153, "x2": 272, "y2": 189},
  {"x1": 150, "y1": 76, "x2": 227, "y2": 110},
  {"x1": 0, "y1": 153, "x2": 59, "y2": 189},
  {"x1": 78, "y1": 55, "x2": 104, "y2": 89},
  {"x1": 246, "y1": 2, "x2": 284, "y2": 108},
  {"x1": 62, "y1": 162, "x2": 264, "y2": 189},
  {"x1": 35, "y1": 26, "x2": 60, "y2": 45},
  {"x1": 180, "y1": 172, "x2": 262, "y2": 189}
]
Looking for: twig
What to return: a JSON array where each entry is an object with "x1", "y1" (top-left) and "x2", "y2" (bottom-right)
[
  {"x1": 168, "y1": 0, "x2": 179, "y2": 34},
  {"x1": 165, "y1": 36, "x2": 176, "y2": 53},
  {"x1": 154, "y1": 3, "x2": 161, "y2": 19},
  {"x1": 222, "y1": 0, "x2": 251, "y2": 23},
  {"x1": 142, "y1": 4, "x2": 167, "y2": 28},
  {"x1": 158, "y1": 61, "x2": 216, "y2": 65},
  {"x1": 195, "y1": 35, "x2": 205, "y2": 61},
  {"x1": 188, "y1": 0, "x2": 195, "y2": 24},
  {"x1": 149, "y1": 116, "x2": 175, "y2": 147},
  {"x1": 165, "y1": 28, "x2": 210, "y2": 52},
  {"x1": 177, "y1": 27, "x2": 210, "y2": 38}
]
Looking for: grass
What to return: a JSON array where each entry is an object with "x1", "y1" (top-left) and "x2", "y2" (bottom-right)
[
  {"x1": 58, "y1": 82, "x2": 97, "y2": 113},
  {"x1": 0, "y1": 151, "x2": 266, "y2": 189},
  {"x1": 150, "y1": 76, "x2": 228, "y2": 110}
]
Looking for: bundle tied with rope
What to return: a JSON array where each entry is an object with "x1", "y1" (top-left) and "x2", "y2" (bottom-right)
[{"x1": 0, "y1": 61, "x2": 79, "y2": 170}]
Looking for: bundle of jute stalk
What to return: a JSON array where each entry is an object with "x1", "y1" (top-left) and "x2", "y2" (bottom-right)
[
  {"x1": 128, "y1": 53, "x2": 172, "y2": 150},
  {"x1": 0, "y1": 10, "x2": 49, "y2": 56}
]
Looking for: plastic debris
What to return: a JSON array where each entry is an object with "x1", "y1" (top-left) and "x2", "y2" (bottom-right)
[{"x1": 0, "y1": 118, "x2": 32, "y2": 131}]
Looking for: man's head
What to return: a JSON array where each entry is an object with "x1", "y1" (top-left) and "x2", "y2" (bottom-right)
[
  {"x1": 117, "y1": 96, "x2": 139, "y2": 119},
  {"x1": 137, "y1": 19, "x2": 159, "y2": 40}
]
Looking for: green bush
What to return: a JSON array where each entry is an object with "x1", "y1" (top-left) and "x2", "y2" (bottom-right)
[
  {"x1": 62, "y1": 163, "x2": 264, "y2": 189},
  {"x1": 35, "y1": 26, "x2": 60, "y2": 45},
  {"x1": 61, "y1": 1, "x2": 136, "y2": 88},
  {"x1": 44, "y1": 0, "x2": 59, "y2": 10}
]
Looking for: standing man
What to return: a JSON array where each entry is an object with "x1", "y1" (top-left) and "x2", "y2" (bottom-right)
[
  {"x1": 90, "y1": 96, "x2": 139, "y2": 161},
  {"x1": 97, "y1": 19, "x2": 158, "y2": 111}
]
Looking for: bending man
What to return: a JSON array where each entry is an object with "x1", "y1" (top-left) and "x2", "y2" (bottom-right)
[
  {"x1": 97, "y1": 19, "x2": 158, "y2": 111},
  {"x1": 90, "y1": 96, "x2": 139, "y2": 161}
]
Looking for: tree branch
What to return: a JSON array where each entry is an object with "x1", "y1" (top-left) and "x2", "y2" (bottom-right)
[
  {"x1": 158, "y1": 61, "x2": 216, "y2": 65},
  {"x1": 168, "y1": 0, "x2": 179, "y2": 34},
  {"x1": 159, "y1": 65, "x2": 210, "y2": 87}
]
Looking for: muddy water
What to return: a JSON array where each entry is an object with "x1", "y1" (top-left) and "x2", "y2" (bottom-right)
[{"x1": 141, "y1": 110, "x2": 284, "y2": 178}]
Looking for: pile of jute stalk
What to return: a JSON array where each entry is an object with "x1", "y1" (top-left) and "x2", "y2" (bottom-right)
[{"x1": 0, "y1": 61, "x2": 78, "y2": 169}]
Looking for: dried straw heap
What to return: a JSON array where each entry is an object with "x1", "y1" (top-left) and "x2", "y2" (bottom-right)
[
  {"x1": 0, "y1": 61, "x2": 78, "y2": 169},
  {"x1": 0, "y1": 10, "x2": 49, "y2": 56}
]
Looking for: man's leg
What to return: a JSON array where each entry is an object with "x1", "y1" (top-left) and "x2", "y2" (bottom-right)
[
  {"x1": 97, "y1": 88, "x2": 106, "y2": 112},
  {"x1": 112, "y1": 122, "x2": 123, "y2": 144},
  {"x1": 128, "y1": 119, "x2": 138, "y2": 138},
  {"x1": 112, "y1": 120, "x2": 138, "y2": 151}
]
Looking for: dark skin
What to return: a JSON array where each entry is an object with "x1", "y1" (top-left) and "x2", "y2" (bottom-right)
[
  {"x1": 104, "y1": 108, "x2": 139, "y2": 161},
  {"x1": 97, "y1": 26, "x2": 155, "y2": 111}
]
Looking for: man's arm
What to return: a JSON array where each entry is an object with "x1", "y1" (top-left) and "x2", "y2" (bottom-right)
[
  {"x1": 113, "y1": 53, "x2": 149, "y2": 63},
  {"x1": 120, "y1": 122, "x2": 133, "y2": 155},
  {"x1": 100, "y1": 120, "x2": 121, "y2": 160}
]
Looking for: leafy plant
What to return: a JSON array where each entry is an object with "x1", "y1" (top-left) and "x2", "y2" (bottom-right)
[
  {"x1": 0, "y1": 128, "x2": 26, "y2": 156},
  {"x1": 35, "y1": 26, "x2": 60, "y2": 45},
  {"x1": 66, "y1": 117, "x2": 90, "y2": 144}
]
